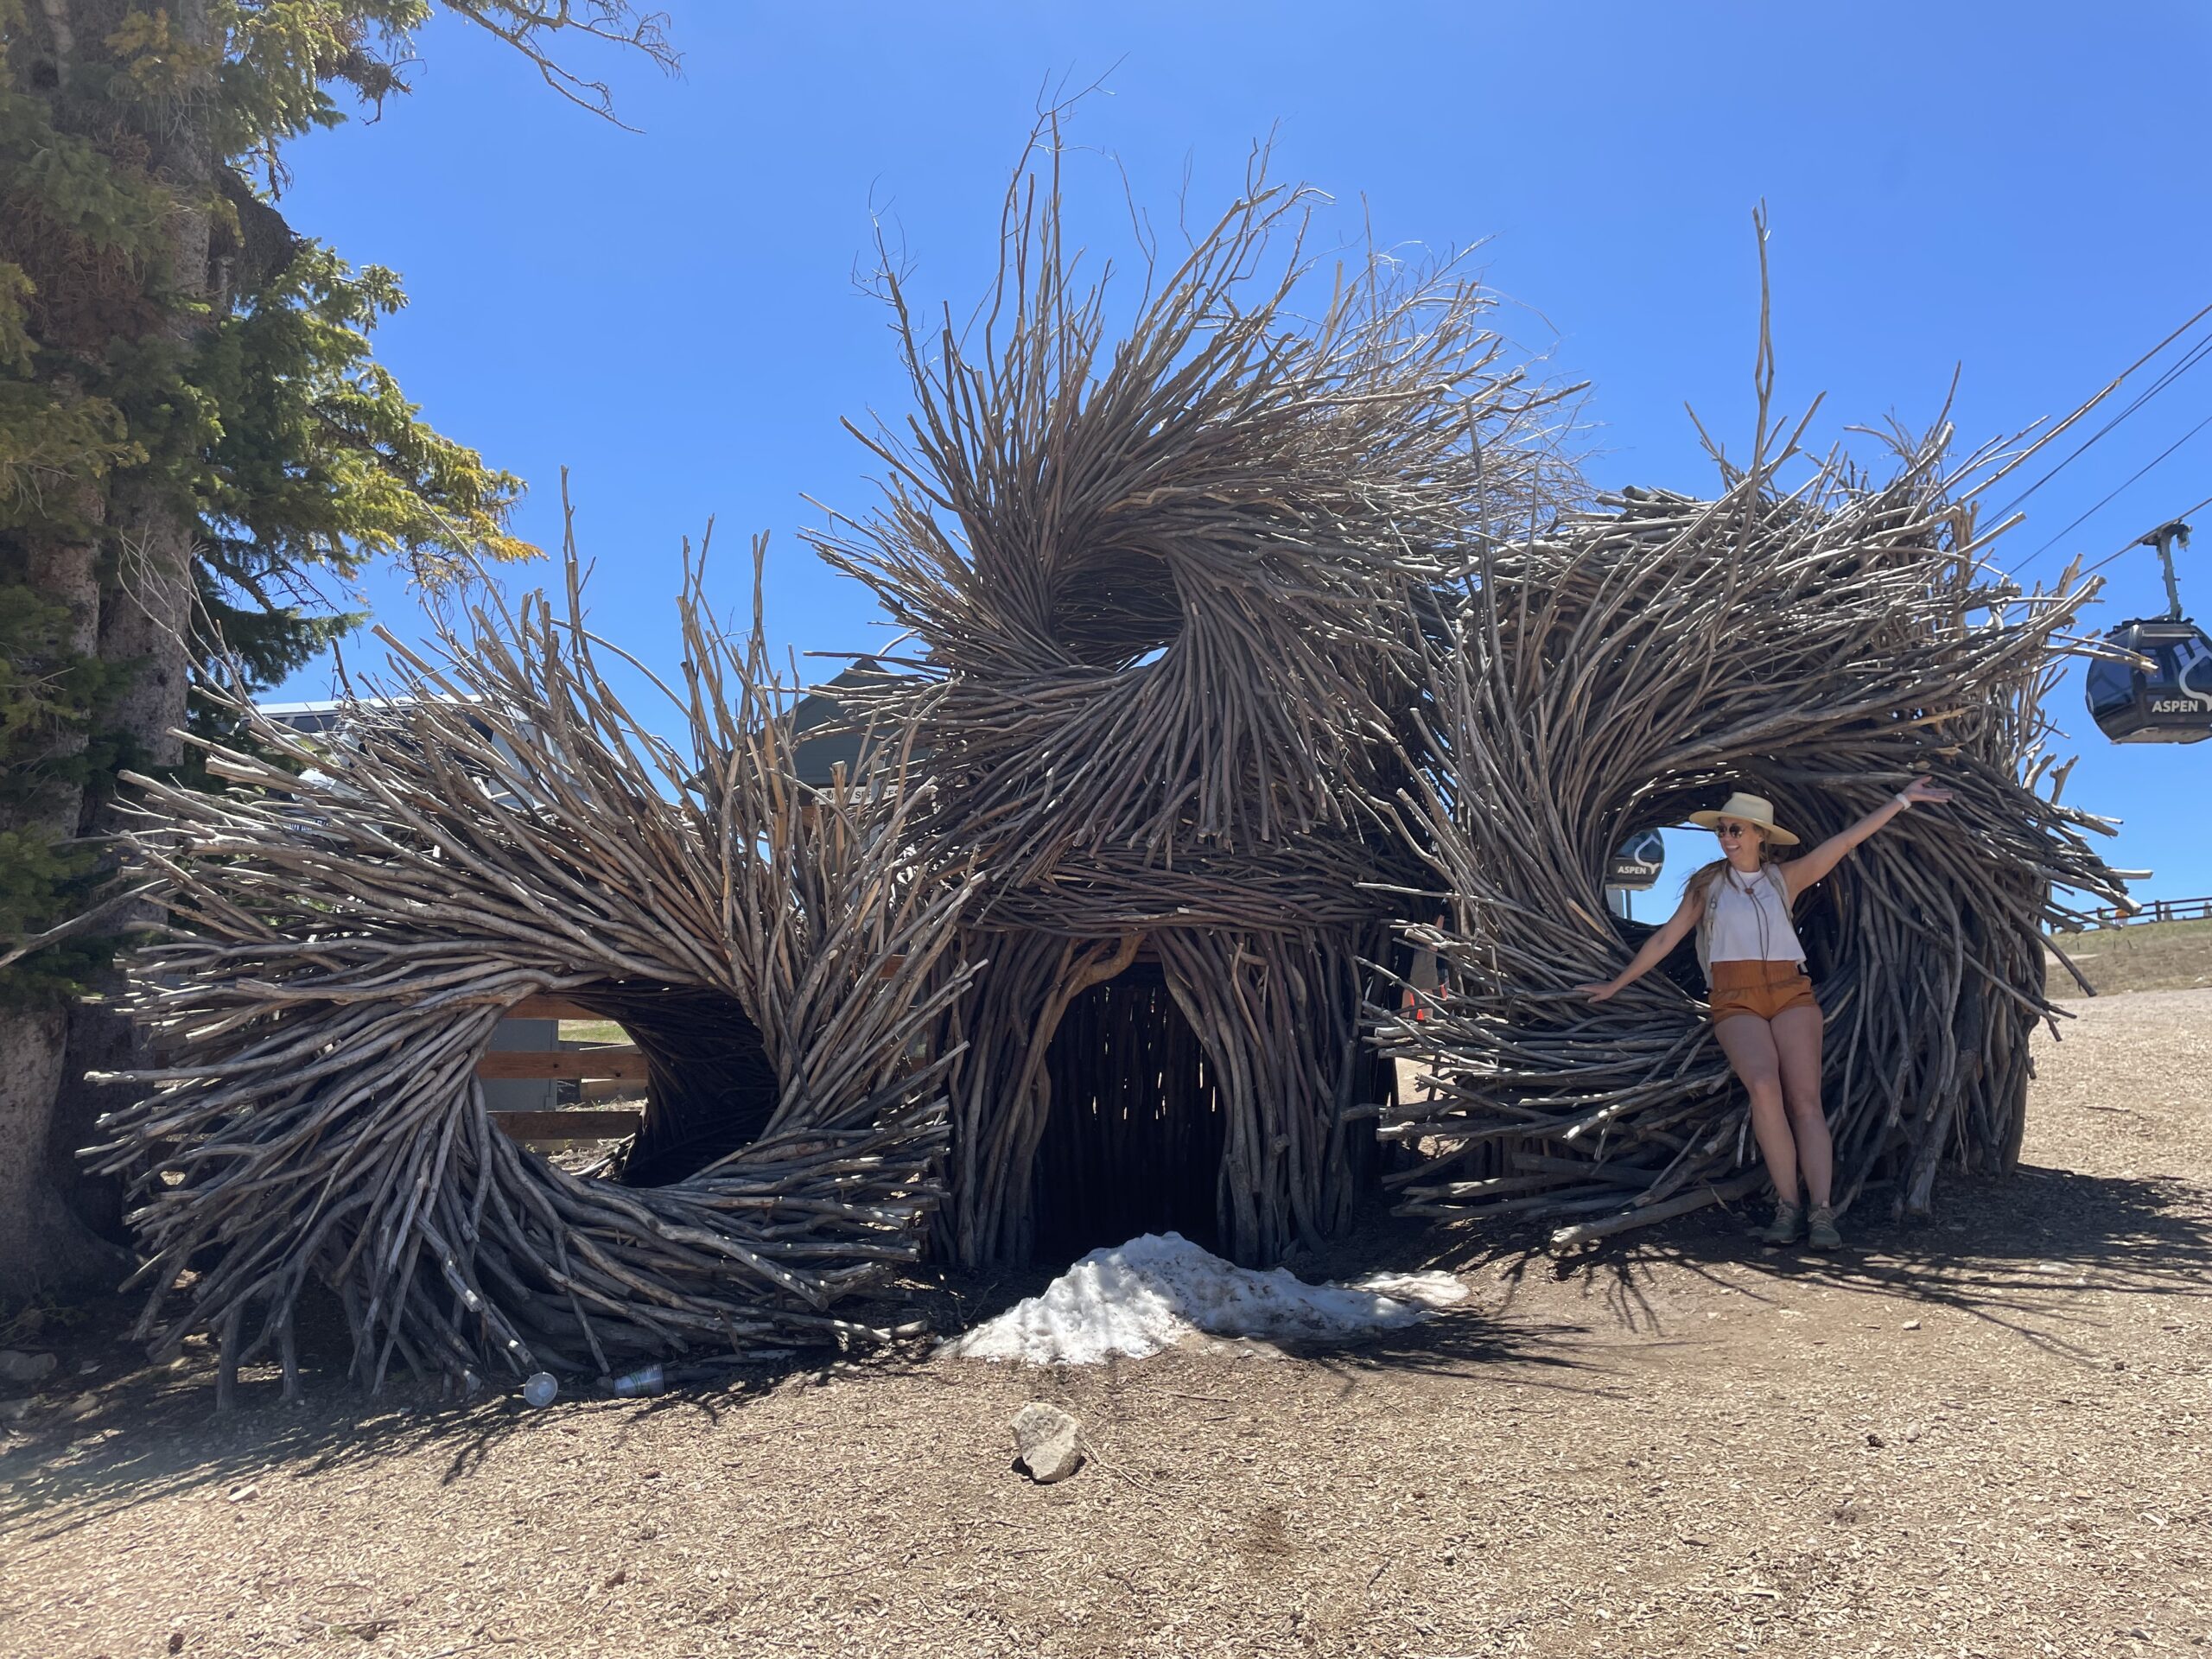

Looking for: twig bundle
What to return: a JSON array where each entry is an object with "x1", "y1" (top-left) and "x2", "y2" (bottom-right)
[
  {"x1": 810, "y1": 130, "x2": 1573, "y2": 1264},
  {"x1": 1373, "y1": 428, "x2": 2127, "y2": 1250},
  {"x1": 88, "y1": 530, "x2": 976, "y2": 1390},
  {"x1": 811, "y1": 132, "x2": 1573, "y2": 876}
]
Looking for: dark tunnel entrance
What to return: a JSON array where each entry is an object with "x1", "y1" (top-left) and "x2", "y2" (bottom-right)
[
  {"x1": 1029, "y1": 958, "x2": 1228, "y2": 1261},
  {"x1": 551, "y1": 981, "x2": 780, "y2": 1188}
]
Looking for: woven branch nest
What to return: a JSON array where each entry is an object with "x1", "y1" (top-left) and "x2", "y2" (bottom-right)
[
  {"x1": 811, "y1": 137, "x2": 1576, "y2": 890},
  {"x1": 1372, "y1": 432, "x2": 2127, "y2": 1249},
  {"x1": 799, "y1": 137, "x2": 1586, "y2": 1268},
  {"x1": 80, "y1": 133, "x2": 2131, "y2": 1395},
  {"x1": 90, "y1": 550, "x2": 976, "y2": 1389}
]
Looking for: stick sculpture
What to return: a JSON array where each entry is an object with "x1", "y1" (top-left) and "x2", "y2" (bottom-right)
[
  {"x1": 809, "y1": 133, "x2": 1573, "y2": 1265},
  {"x1": 1371, "y1": 422, "x2": 2128, "y2": 1251},
  {"x1": 79, "y1": 137, "x2": 2126, "y2": 1395},
  {"x1": 89, "y1": 533, "x2": 977, "y2": 1393}
]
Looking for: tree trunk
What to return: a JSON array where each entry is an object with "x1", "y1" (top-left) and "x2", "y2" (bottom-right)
[
  {"x1": 0, "y1": 528, "x2": 129, "y2": 1302},
  {"x1": 0, "y1": 1005, "x2": 124, "y2": 1301},
  {"x1": 51, "y1": 499, "x2": 199, "y2": 1246},
  {"x1": 1, "y1": 0, "x2": 216, "y2": 1300}
]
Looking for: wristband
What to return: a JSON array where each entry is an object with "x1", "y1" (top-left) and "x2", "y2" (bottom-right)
[{"x1": 1892, "y1": 791, "x2": 1913, "y2": 810}]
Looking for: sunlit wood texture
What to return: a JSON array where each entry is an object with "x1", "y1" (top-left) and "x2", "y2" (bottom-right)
[
  {"x1": 88, "y1": 534, "x2": 977, "y2": 1393},
  {"x1": 810, "y1": 132, "x2": 1578, "y2": 874},
  {"x1": 1373, "y1": 431, "x2": 2128, "y2": 1251},
  {"x1": 809, "y1": 130, "x2": 1577, "y2": 1264}
]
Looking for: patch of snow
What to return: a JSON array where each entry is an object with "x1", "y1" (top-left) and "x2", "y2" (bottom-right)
[
  {"x1": 1342, "y1": 1271, "x2": 1471, "y2": 1311},
  {"x1": 939, "y1": 1232, "x2": 1469, "y2": 1365}
]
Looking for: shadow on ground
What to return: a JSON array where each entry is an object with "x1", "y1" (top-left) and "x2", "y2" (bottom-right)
[
  {"x1": 1410, "y1": 1162, "x2": 2212, "y2": 1356},
  {"x1": 10, "y1": 1161, "x2": 2199, "y2": 1538},
  {"x1": 0, "y1": 1284, "x2": 904, "y2": 1543},
  {"x1": 0, "y1": 1267, "x2": 1585, "y2": 1542}
]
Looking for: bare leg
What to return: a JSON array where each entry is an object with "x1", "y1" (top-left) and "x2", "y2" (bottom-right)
[
  {"x1": 1713, "y1": 1014, "x2": 1797, "y2": 1205},
  {"x1": 1771, "y1": 1004, "x2": 1831, "y2": 1208}
]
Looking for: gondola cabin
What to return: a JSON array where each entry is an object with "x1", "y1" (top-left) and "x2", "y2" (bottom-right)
[
  {"x1": 2086, "y1": 518, "x2": 2212, "y2": 744},
  {"x1": 2085, "y1": 617, "x2": 2212, "y2": 743},
  {"x1": 1604, "y1": 828, "x2": 1667, "y2": 919},
  {"x1": 1607, "y1": 829, "x2": 1667, "y2": 890}
]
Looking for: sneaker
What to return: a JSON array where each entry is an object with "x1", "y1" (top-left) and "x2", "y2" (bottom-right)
[
  {"x1": 1806, "y1": 1205, "x2": 1842, "y2": 1250},
  {"x1": 1759, "y1": 1201, "x2": 1803, "y2": 1246}
]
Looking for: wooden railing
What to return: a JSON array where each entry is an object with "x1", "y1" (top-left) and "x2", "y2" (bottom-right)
[
  {"x1": 476, "y1": 993, "x2": 645, "y2": 1141},
  {"x1": 2060, "y1": 895, "x2": 2212, "y2": 931}
]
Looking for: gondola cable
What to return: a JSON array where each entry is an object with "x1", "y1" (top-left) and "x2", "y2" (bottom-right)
[
  {"x1": 1987, "y1": 329, "x2": 2212, "y2": 526},
  {"x1": 1972, "y1": 298, "x2": 2212, "y2": 512},
  {"x1": 2012, "y1": 408, "x2": 2212, "y2": 573},
  {"x1": 1972, "y1": 308, "x2": 2212, "y2": 590},
  {"x1": 2076, "y1": 490, "x2": 2212, "y2": 584}
]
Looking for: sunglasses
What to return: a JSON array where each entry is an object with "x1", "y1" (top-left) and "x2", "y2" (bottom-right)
[{"x1": 1714, "y1": 823, "x2": 1752, "y2": 838}]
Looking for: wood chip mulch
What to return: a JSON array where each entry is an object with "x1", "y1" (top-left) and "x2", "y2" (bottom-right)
[{"x1": 3, "y1": 989, "x2": 2207, "y2": 1657}]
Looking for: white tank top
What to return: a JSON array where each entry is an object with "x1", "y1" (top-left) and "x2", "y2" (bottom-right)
[{"x1": 1707, "y1": 867, "x2": 1803, "y2": 965}]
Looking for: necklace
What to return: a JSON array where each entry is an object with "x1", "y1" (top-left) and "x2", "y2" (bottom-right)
[{"x1": 1726, "y1": 864, "x2": 1773, "y2": 958}]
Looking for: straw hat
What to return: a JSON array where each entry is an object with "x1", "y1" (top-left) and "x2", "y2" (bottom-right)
[{"x1": 1687, "y1": 791, "x2": 1801, "y2": 847}]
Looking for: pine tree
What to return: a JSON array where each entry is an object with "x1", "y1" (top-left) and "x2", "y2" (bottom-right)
[{"x1": 0, "y1": 1, "x2": 675, "y2": 1301}]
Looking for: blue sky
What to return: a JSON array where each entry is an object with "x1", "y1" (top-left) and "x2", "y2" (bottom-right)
[{"x1": 271, "y1": 1, "x2": 2212, "y2": 909}]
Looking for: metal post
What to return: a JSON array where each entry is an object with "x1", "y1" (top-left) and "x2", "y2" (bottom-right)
[{"x1": 2139, "y1": 520, "x2": 2191, "y2": 621}]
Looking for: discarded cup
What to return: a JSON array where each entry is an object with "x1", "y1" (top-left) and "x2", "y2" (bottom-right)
[
  {"x1": 522, "y1": 1371, "x2": 558, "y2": 1408},
  {"x1": 610, "y1": 1363, "x2": 665, "y2": 1398}
]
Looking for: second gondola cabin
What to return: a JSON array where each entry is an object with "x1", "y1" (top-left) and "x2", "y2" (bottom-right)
[
  {"x1": 2085, "y1": 519, "x2": 2212, "y2": 745},
  {"x1": 2085, "y1": 616, "x2": 2212, "y2": 743}
]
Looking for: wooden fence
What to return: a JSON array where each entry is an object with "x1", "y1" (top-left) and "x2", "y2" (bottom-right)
[
  {"x1": 476, "y1": 993, "x2": 645, "y2": 1141},
  {"x1": 2060, "y1": 895, "x2": 2212, "y2": 931}
]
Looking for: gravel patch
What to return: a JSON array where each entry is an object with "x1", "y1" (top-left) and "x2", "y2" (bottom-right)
[{"x1": 3, "y1": 991, "x2": 2207, "y2": 1657}]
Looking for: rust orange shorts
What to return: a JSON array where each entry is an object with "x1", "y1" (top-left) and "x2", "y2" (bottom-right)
[{"x1": 1708, "y1": 960, "x2": 1819, "y2": 1023}]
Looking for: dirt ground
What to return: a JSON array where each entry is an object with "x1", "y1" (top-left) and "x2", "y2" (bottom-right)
[{"x1": 3, "y1": 988, "x2": 2208, "y2": 1659}]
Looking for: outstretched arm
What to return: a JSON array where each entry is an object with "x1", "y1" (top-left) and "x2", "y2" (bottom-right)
[
  {"x1": 1786, "y1": 775, "x2": 1955, "y2": 893},
  {"x1": 1575, "y1": 887, "x2": 1702, "y2": 1001}
]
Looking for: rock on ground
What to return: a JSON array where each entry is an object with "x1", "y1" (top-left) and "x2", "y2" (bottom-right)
[{"x1": 1009, "y1": 1402, "x2": 1084, "y2": 1483}]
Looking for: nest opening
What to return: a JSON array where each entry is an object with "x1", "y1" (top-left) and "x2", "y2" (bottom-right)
[
  {"x1": 1030, "y1": 959, "x2": 1227, "y2": 1262},
  {"x1": 537, "y1": 982, "x2": 780, "y2": 1188},
  {"x1": 1045, "y1": 550, "x2": 1185, "y2": 671},
  {"x1": 1611, "y1": 788, "x2": 1846, "y2": 987}
]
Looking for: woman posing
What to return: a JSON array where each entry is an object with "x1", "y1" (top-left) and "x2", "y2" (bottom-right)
[{"x1": 1576, "y1": 781, "x2": 1954, "y2": 1249}]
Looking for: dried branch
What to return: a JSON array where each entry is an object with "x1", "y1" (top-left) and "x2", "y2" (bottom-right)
[
  {"x1": 1371, "y1": 433, "x2": 2126, "y2": 1252},
  {"x1": 444, "y1": 1, "x2": 680, "y2": 129},
  {"x1": 88, "y1": 500, "x2": 974, "y2": 1390},
  {"x1": 810, "y1": 124, "x2": 1580, "y2": 1264}
]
